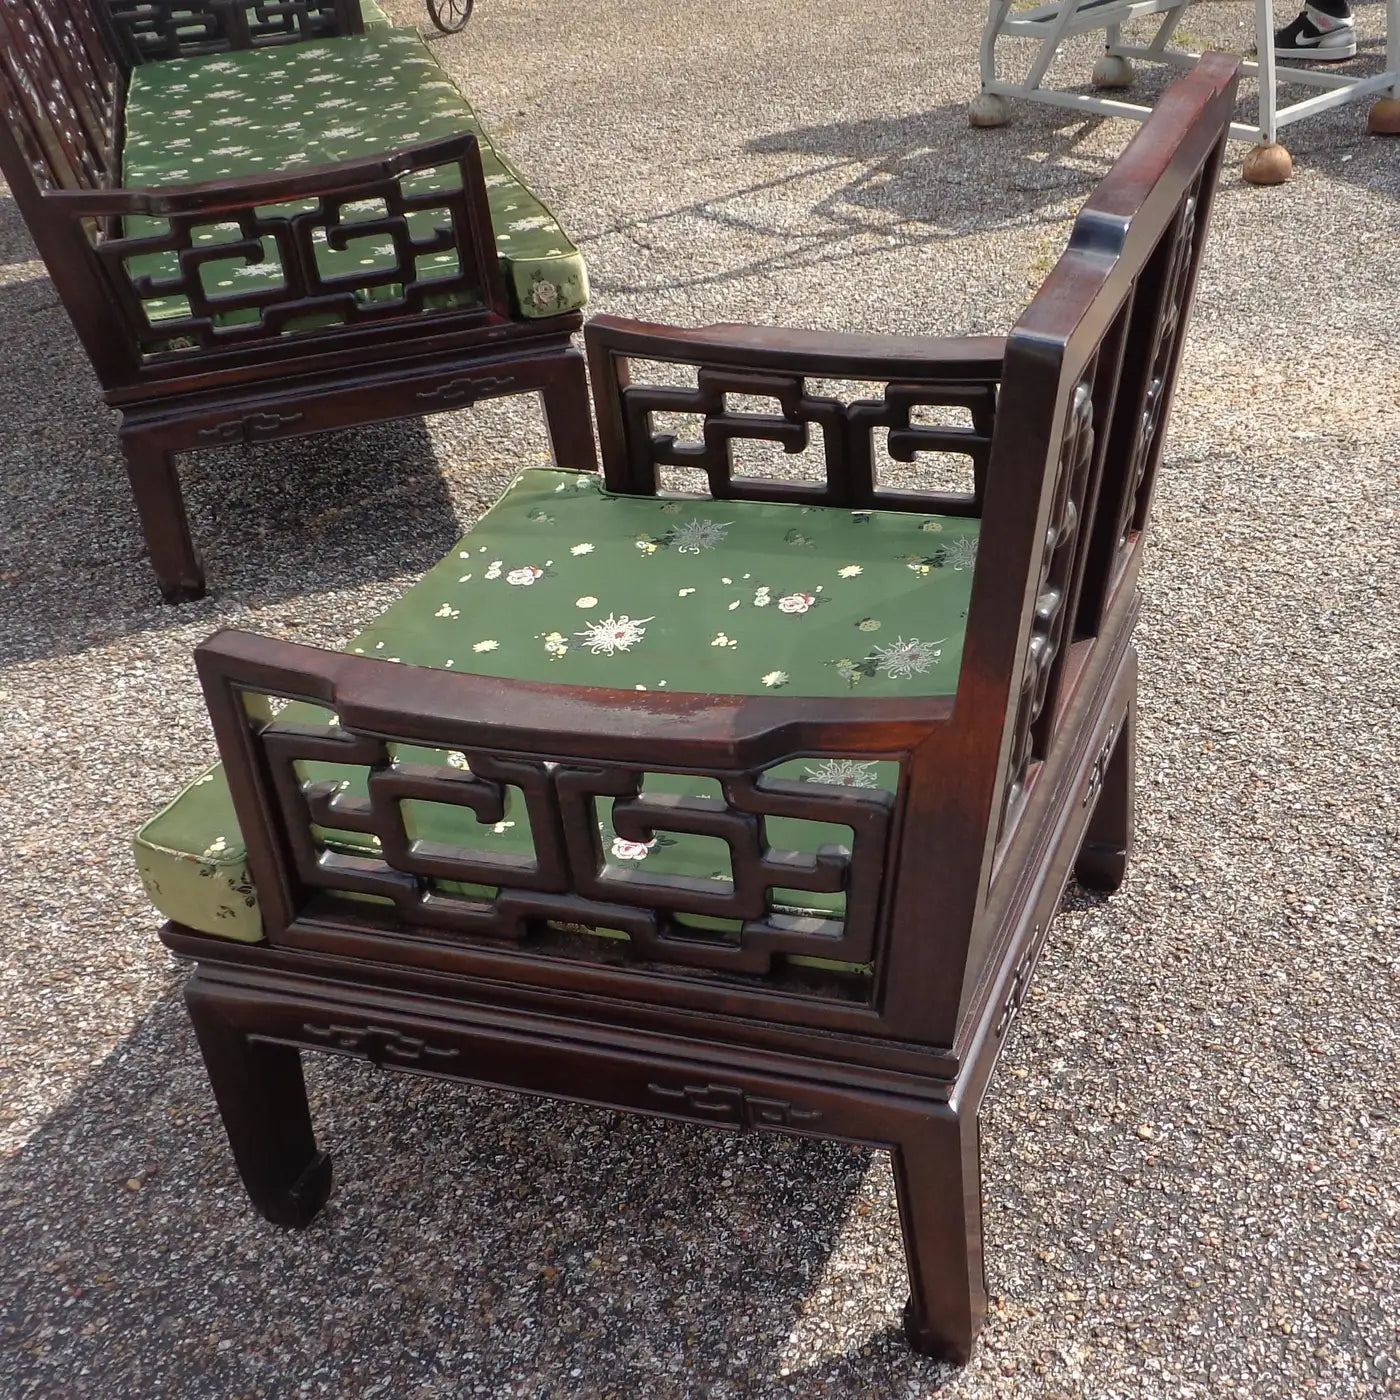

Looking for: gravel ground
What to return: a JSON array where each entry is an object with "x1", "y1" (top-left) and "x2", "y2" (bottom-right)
[{"x1": 2, "y1": 0, "x2": 1399, "y2": 1394}]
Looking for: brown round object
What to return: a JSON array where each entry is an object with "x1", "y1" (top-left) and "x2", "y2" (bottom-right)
[
  {"x1": 968, "y1": 92, "x2": 1011, "y2": 128},
  {"x1": 1368, "y1": 98, "x2": 1400, "y2": 135},
  {"x1": 1242, "y1": 142, "x2": 1293, "y2": 186}
]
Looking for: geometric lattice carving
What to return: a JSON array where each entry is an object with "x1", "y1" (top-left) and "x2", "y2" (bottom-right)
[
  {"x1": 252, "y1": 714, "x2": 893, "y2": 981},
  {"x1": 1001, "y1": 375, "x2": 1096, "y2": 831},
  {"x1": 645, "y1": 1080, "x2": 823, "y2": 1128},
  {"x1": 108, "y1": 0, "x2": 354, "y2": 63},
  {"x1": 613, "y1": 365, "x2": 997, "y2": 515},
  {"x1": 97, "y1": 136, "x2": 498, "y2": 348}
]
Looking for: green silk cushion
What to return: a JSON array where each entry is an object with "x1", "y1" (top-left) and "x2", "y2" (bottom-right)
[
  {"x1": 135, "y1": 471, "x2": 979, "y2": 959},
  {"x1": 119, "y1": 30, "x2": 587, "y2": 325}
]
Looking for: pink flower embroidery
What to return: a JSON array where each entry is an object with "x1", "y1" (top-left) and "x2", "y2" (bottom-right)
[
  {"x1": 506, "y1": 566, "x2": 545, "y2": 586},
  {"x1": 778, "y1": 592, "x2": 816, "y2": 614},
  {"x1": 610, "y1": 837, "x2": 655, "y2": 861}
]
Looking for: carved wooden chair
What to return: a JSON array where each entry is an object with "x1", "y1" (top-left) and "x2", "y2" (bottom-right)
[
  {"x1": 139, "y1": 57, "x2": 1238, "y2": 1361},
  {"x1": 0, "y1": 0, "x2": 594, "y2": 602}
]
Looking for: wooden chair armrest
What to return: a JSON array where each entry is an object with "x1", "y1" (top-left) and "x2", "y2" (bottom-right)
[
  {"x1": 587, "y1": 313, "x2": 1006, "y2": 383},
  {"x1": 196, "y1": 629, "x2": 943, "y2": 769},
  {"x1": 42, "y1": 132, "x2": 481, "y2": 219},
  {"x1": 43, "y1": 132, "x2": 510, "y2": 353},
  {"x1": 105, "y1": 0, "x2": 364, "y2": 65}
]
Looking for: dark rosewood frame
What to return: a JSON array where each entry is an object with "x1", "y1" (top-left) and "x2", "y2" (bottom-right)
[
  {"x1": 154, "y1": 57, "x2": 1238, "y2": 1362},
  {"x1": 0, "y1": 0, "x2": 595, "y2": 602}
]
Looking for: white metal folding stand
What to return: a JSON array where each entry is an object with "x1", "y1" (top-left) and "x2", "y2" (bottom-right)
[{"x1": 971, "y1": 0, "x2": 1400, "y2": 182}]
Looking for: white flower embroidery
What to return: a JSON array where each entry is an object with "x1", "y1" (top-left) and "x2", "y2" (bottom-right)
[
  {"x1": 943, "y1": 536, "x2": 980, "y2": 570},
  {"x1": 838, "y1": 565, "x2": 863, "y2": 578},
  {"x1": 491, "y1": 821, "x2": 515, "y2": 835},
  {"x1": 506, "y1": 566, "x2": 544, "y2": 586},
  {"x1": 778, "y1": 592, "x2": 817, "y2": 614},
  {"x1": 636, "y1": 540, "x2": 658, "y2": 554},
  {"x1": 576, "y1": 614, "x2": 652, "y2": 654},
  {"x1": 447, "y1": 752, "x2": 470, "y2": 770},
  {"x1": 435, "y1": 603, "x2": 460, "y2": 618},
  {"x1": 531, "y1": 279, "x2": 559, "y2": 308},
  {"x1": 678, "y1": 588, "x2": 696, "y2": 597},
  {"x1": 484, "y1": 560, "x2": 503, "y2": 580},
  {"x1": 610, "y1": 837, "x2": 655, "y2": 861},
  {"x1": 711, "y1": 633, "x2": 737, "y2": 648},
  {"x1": 803, "y1": 759, "x2": 881, "y2": 787},
  {"x1": 202, "y1": 836, "x2": 229, "y2": 858},
  {"x1": 570, "y1": 543, "x2": 594, "y2": 555},
  {"x1": 576, "y1": 595, "x2": 599, "y2": 608},
  {"x1": 541, "y1": 631, "x2": 569, "y2": 658},
  {"x1": 668, "y1": 518, "x2": 731, "y2": 554},
  {"x1": 510, "y1": 216, "x2": 552, "y2": 232},
  {"x1": 761, "y1": 671, "x2": 788, "y2": 688},
  {"x1": 753, "y1": 587, "x2": 771, "y2": 606},
  {"x1": 473, "y1": 640, "x2": 500, "y2": 653},
  {"x1": 870, "y1": 636, "x2": 943, "y2": 678}
]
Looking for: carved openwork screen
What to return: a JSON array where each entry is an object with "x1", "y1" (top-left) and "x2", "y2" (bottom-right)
[
  {"x1": 107, "y1": 1, "x2": 353, "y2": 63},
  {"x1": 208, "y1": 677, "x2": 902, "y2": 1003},
  {"x1": 96, "y1": 138, "x2": 505, "y2": 349},
  {"x1": 588, "y1": 329, "x2": 1000, "y2": 518},
  {"x1": 0, "y1": 0, "x2": 119, "y2": 193},
  {"x1": 995, "y1": 149, "x2": 1218, "y2": 840}
]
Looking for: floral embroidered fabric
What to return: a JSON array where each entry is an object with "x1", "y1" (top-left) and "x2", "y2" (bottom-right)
[
  {"x1": 350, "y1": 469, "x2": 979, "y2": 697},
  {"x1": 134, "y1": 470, "x2": 979, "y2": 964},
  {"x1": 119, "y1": 30, "x2": 587, "y2": 324}
]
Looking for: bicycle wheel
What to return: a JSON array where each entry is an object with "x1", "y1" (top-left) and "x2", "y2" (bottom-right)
[{"x1": 427, "y1": 0, "x2": 473, "y2": 31}]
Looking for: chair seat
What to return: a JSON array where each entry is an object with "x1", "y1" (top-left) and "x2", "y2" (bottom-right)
[
  {"x1": 118, "y1": 30, "x2": 587, "y2": 324},
  {"x1": 134, "y1": 469, "x2": 979, "y2": 955}
]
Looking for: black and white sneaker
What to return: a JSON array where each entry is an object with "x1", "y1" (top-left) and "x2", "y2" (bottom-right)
[{"x1": 1273, "y1": 6, "x2": 1357, "y2": 59}]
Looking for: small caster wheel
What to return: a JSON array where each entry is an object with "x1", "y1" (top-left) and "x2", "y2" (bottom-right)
[
  {"x1": 969, "y1": 91, "x2": 1011, "y2": 128},
  {"x1": 1242, "y1": 141, "x2": 1293, "y2": 185},
  {"x1": 426, "y1": 0, "x2": 473, "y2": 32},
  {"x1": 1368, "y1": 97, "x2": 1400, "y2": 134},
  {"x1": 1091, "y1": 53, "x2": 1134, "y2": 88}
]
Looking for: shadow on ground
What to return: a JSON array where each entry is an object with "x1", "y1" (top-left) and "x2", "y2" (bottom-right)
[
  {"x1": 0, "y1": 990, "x2": 967, "y2": 1398},
  {"x1": 0, "y1": 208, "x2": 482, "y2": 667}
]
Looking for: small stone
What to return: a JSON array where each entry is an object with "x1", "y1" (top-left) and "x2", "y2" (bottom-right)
[{"x1": 1136, "y1": 1125, "x2": 1155, "y2": 1141}]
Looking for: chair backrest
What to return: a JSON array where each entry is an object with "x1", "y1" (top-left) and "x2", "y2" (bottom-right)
[
  {"x1": 898, "y1": 52, "x2": 1236, "y2": 1037},
  {"x1": 0, "y1": 0, "x2": 122, "y2": 194},
  {"x1": 190, "y1": 56, "x2": 1237, "y2": 1050}
]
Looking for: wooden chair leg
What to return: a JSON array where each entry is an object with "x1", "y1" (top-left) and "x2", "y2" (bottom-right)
[
  {"x1": 891, "y1": 1107, "x2": 988, "y2": 1363},
  {"x1": 1075, "y1": 690, "x2": 1136, "y2": 892},
  {"x1": 185, "y1": 980, "x2": 332, "y2": 1228},
  {"x1": 120, "y1": 433, "x2": 206, "y2": 603},
  {"x1": 540, "y1": 349, "x2": 599, "y2": 471}
]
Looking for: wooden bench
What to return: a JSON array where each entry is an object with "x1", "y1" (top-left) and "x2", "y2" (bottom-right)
[
  {"x1": 136, "y1": 56, "x2": 1238, "y2": 1362},
  {"x1": 0, "y1": 0, "x2": 595, "y2": 602}
]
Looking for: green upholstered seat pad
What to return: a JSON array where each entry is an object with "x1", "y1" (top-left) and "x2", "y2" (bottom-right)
[
  {"x1": 350, "y1": 469, "x2": 978, "y2": 695},
  {"x1": 118, "y1": 30, "x2": 586, "y2": 324},
  {"x1": 135, "y1": 471, "x2": 979, "y2": 956}
]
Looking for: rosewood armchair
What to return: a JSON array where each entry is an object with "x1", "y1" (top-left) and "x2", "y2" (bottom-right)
[
  {"x1": 0, "y1": 0, "x2": 594, "y2": 602},
  {"x1": 139, "y1": 56, "x2": 1238, "y2": 1361}
]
